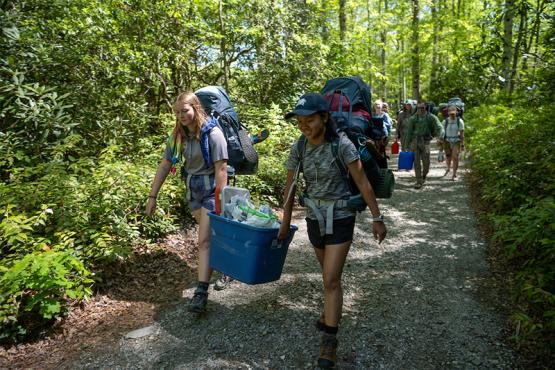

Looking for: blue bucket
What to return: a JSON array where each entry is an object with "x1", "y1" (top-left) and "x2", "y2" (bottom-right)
[
  {"x1": 208, "y1": 212, "x2": 298, "y2": 284},
  {"x1": 398, "y1": 151, "x2": 415, "y2": 170}
]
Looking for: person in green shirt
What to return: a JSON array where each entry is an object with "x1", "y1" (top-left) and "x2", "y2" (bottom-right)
[{"x1": 405, "y1": 100, "x2": 444, "y2": 189}]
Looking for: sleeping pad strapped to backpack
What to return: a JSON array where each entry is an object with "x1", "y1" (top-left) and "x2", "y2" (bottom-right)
[{"x1": 194, "y1": 86, "x2": 258, "y2": 175}]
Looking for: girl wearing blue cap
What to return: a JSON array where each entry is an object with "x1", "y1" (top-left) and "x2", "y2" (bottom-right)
[
  {"x1": 146, "y1": 91, "x2": 228, "y2": 314},
  {"x1": 278, "y1": 92, "x2": 387, "y2": 369}
]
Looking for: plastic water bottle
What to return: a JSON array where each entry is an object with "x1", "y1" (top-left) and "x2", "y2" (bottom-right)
[
  {"x1": 359, "y1": 145, "x2": 372, "y2": 163},
  {"x1": 259, "y1": 205, "x2": 272, "y2": 216}
]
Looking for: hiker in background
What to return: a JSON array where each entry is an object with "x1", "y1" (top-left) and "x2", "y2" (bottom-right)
[
  {"x1": 382, "y1": 102, "x2": 395, "y2": 133},
  {"x1": 440, "y1": 105, "x2": 465, "y2": 181},
  {"x1": 382, "y1": 101, "x2": 390, "y2": 114},
  {"x1": 405, "y1": 100, "x2": 444, "y2": 189},
  {"x1": 146, "y1": 91, "x2": 228, "y2": 314},
  {"x1": 372, "y1": 99, "x2": 393, "y2": 138},
  {"x1": 396, "y1": 100, "x2": 414, "y2": 151},
  {"x1": 278, "y1": 93, "x2": 387, "y2": 369}
]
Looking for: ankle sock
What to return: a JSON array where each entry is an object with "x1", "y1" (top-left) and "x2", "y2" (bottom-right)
[
  {"x1": 196, "y1": 281, "x2": 209, "y2": 292},
  {"x1": 323, "y1": 324, "x2": 338, "y2": 335}
]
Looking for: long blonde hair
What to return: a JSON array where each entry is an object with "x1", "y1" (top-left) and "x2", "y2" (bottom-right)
[{"x1": 172, "y1": 91, "x2": 208, "y2": 141}]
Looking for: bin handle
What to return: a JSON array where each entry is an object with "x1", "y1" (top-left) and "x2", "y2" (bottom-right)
[{"x1": 270, "y1": 238, "x2": 283, "y2": 249}]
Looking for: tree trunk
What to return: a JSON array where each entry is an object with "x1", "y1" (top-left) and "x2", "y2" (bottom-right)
[
  {"x1": 509, "y1": 1, "x2": 527, "y2": 96},
  {"x1": 321, "y1": 0, "x2": 329, "y2": 43},
  {"x1": 481, "y1": 0, "x2": 489, "y2": 45},
  {"x1": 411, "y1": 0, "x2": 420, "y2": 100},
  {"x1": 400, "y1": 36, "x2": 406, "y2": 102},
  {"x1": 523, "y1": 0, "x2": 546, "y2": 71},
  {"x1": 339, "y1": 0, "x2": 346, "y2": 42},
  {"x1": 502, "y1": 0, "x2": 515, "y2": 93},
  {"x1": 218, "y1": 0, "x2": 229, "y2": 90},
  {"x1": 430, "y1": 0, "x2": 440, "y2": 97},
  {"x1": 366, "y1": 0, "x2": 373, "y2": 89},
  {"x1": 380, "y1": 0, "x2": 388, "y2": 99}
]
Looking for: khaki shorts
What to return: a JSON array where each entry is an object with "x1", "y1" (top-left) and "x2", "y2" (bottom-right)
[{"x1": 442, "y1": 140, "x2": 461, "y2": 157}]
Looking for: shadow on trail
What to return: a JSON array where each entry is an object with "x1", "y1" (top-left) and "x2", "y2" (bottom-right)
[
  {"x1": 67, "y1": 147, "x2": 515, "y2": 369},
  {"x1": 98, "y1": 249, "x2": 195, "y2": 306}
]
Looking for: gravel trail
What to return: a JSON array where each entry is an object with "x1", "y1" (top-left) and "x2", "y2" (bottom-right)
[{"x1": 67, "y1": 145, "x2": 517, "y2": 369}]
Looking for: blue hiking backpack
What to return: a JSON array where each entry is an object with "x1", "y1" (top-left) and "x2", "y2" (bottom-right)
[{"x1": 194, "y1": 86, "x2": 258, "y2": 175}]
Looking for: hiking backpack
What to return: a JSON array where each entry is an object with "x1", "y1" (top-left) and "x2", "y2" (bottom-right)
[
  {"x1": 321, "y1": 76, "x2": 387, "y2": 144},
  {"x1": 194, "y1": 86, "x2": 258, "y2": 175},
  {"x1": 439, "y1": 96, "x2": 465, "y2": 118},
  {"x1": 288, "y1": 76, "x2": 394, "y2": 208}
]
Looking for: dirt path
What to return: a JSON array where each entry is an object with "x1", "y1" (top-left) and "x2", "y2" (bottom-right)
[{"x1": 5, "y1": 144, "x2": 518, "y2": 369}]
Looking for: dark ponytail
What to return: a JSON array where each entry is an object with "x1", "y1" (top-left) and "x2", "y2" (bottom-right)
[{"x1": 320, "y1": 112, "x2": 339, "y2": 142}]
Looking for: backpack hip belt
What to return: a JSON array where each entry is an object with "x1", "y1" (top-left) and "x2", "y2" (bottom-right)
[{"x1": 303, "y1": 196, "x2": 349, "y2": 236}]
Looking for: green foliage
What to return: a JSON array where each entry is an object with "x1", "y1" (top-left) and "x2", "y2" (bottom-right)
[
  {"x1": 0, "y1": 134, "x2": 184, "y2": 341},
  {"x1": 0, "y1": 250, "x2": 93, "y2": 341},
  {"x1": 1, "y1": 0, "x2": 553, "y2": 350},
  {"x1": 467, "y1": 104, "x2": 555, "y2": 353},
  {"x1": 235, "y1": 103, "x2": 298, "y2": 205}
]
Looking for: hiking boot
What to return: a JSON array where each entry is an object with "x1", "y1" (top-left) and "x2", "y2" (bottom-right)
[
  {"x1": 214, "y1": 274, "x2": 234, "y2": 291},
  {"x1": 188, "y1": 289, "x2": 208, "y2": 313},
  {"x1": 414, "y1": 183, "x2": 422, "y2": 189},
  {"x1": 422, "y1": 175, "x2": 427, "y2": 183},
  {"x1": 317, "y1": 333, "x2": 338, "y2": 369}
]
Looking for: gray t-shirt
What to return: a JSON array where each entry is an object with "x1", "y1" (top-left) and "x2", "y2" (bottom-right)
[
  {"x1": 286, "y1": 133, "x2": 359, "y2": 220},
  {"x1": 164, "y1": 126, "x2": 228, "y2": 176}
]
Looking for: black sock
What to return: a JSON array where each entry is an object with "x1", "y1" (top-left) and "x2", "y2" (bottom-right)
[
  {"x1": 323, "y1": 324, "x2": 338, "y2": 335},
  {"x1": 197, "y1": 281, "x2": 209, "y2": 292}
]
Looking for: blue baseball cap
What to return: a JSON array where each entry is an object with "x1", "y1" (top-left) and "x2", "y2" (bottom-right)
[{"x1": 284, "y1": 93, "x2": 328, "y2": 119}]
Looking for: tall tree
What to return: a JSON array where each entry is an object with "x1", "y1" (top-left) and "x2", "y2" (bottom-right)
[
  {"x1": 430, "y1": 0, "x2": 440, "y2": 95},
  {"x1": 379, "y1": 0, "x2": 388, "y2": 99},
  {"x1": 502, "y1": 0, "x2": 515, "y2": 93},
  {"x1": 339, "y1": 0, "x2": 347, "y2": 42},
  {"x1": 411, "y1": 0, "x2": 421, "y2": 99},
  {"x1": 218, "y1": 0, "x2": 229, "y2": 90},
  {"x1": 509, "y1": 0, "x2": 527, "y2": 96}
]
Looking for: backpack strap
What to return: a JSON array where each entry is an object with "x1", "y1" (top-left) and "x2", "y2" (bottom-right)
[
  {"x1": 199, "y1": 117, "x2": 219, "y2": 168},
  {"x1": 295, "y1": 134, "x2": 352, "y2": 236}
]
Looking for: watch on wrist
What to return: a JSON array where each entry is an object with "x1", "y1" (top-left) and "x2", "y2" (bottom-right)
[{"x1": 372, "y1": 215, "x2": 384, "y2": 222}]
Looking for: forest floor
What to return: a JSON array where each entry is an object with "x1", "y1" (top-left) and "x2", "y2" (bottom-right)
[{"x1": 2, "y1": 144, "x2": 521, "y2": 369}]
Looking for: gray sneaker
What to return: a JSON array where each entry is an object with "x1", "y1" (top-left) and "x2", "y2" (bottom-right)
[{"x1": 214, "y1": 274, "x2": 234, "y2": 291}]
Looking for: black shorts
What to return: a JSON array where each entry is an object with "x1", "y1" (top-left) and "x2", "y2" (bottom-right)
[{"x1": 306, "y1": 216, "x2": 356, "y2": 249}]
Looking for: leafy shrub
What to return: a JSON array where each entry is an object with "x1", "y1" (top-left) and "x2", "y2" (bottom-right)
[
  {"x1": 0, "y1": 250, "x2": 93, "y2": 342},
  {"x1": 0, "y1": 131, "x2": 186, "y2": 341},
  {"x1": 466, "y1": 104, "x2": 555, "y2": 354},
  {"x1": 235, "y1": 103, "x2": 298, "y2": 205}
]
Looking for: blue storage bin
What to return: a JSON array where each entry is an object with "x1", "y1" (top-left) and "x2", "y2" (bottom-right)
[
  {"x1": 398, "y1": 151, "x2": 415, "y2": 170},
  {"x1": 208, "y1": 212, "x2": 298, "y2": 284}
]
